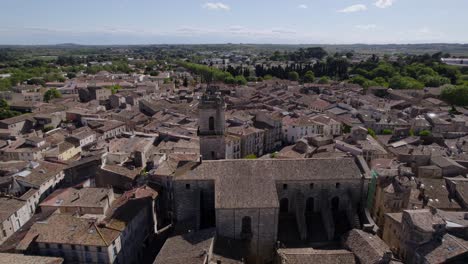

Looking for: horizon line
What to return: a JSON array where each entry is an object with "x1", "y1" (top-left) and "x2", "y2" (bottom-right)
[{"x1": 1, "y1": 42, "x2": 468, "y2": 47}]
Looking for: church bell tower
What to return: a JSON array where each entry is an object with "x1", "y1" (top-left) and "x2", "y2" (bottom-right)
[{"x1": 198, "y1": 86, "x2": 226, "y2": 160}]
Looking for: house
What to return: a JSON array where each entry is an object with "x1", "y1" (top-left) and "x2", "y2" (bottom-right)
[
  {"x1": 39, "y1": 187, "x2": 115, "y2": 216},
  {"x1": 154, "y1": 228, "x2": 217, "y2": 264},
  {"x1": 44, "y1": 142, "x2": 81, "y2": 161},
  {"x1": 0, "y1": 114, "x2": 34, "y2": 135},
  {"x1": 227, "y1": 126, "x2": 264, "y2": 157},
  {"x1": 0, "y1": 196, "x2": 33, "y2": 244},
  {"x1": 66, "y1": 130, "x2": 96, "y2": 148},
  {"x1": 276, "y1": 248, "x2": 356, "y2": 264},
  {"x1": 0, "y1": 253, "x2": 63, "y2": 263},
  {"x1": 343, "y1": 229, "x2": 402, "y2": 264},
  {"x1": 18, "y1": 186, "x2": 158, "y2": 264}
]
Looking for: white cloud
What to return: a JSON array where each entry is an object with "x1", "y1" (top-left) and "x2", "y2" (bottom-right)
[
  {"x1": 418, "y1": 27, "x2": 431, "y2": 34},
  {"x1": 355, "y1": 24, "x2": 378, "y2": 30},
  {"x1": 202, "y1": 2, "x2": 230, "y2": 11},
  {"x1": 298, "y1": 4, "x2": 308, "y2": 9},
  {"x1": 375, "y1": 0, "x2": 395, "y2": 9},
  {"x1": 338, "y1": 4, "x2": 367, "y2": 13}
]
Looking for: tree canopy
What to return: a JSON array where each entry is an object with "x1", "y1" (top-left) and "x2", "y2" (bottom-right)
[{"x1": 43, "y1": 88, "x2": 62, "y2": 102}]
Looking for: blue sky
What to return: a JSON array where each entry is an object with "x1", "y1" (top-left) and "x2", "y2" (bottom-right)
[{"x1": 0, "y1": 0, "x2": 467, "y2": 45}]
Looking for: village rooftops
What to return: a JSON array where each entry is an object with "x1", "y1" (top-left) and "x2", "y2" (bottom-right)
[
  {"x1": 277, "y1": 248, "x2": 356, "y2": 264},
  {"x1": 154, "y1": 228, "x2": 215, "y2": 264},
  {"x1": 343, "y1": 229, "x2": 402, "y2": 264},
  {"x1": 403, "y1": 209, "x2": 446, "y2": 233},
  {"x1": 415, "y1": 233, "x2": 468, "y2": 264},
  {"x1": 0, "y1": 196, "x2": 26, "y2": 223},
  {"x1": 175, "y1": 158, "x2": 363, "y2": 209},
  {"x1": 14, "y1": 161, "x2": 66, "y2": 187},
  {"x1": 21, "y1": 186, "x2": 156, "y2": 247},
  {"x1": 40, "y1": 187, "x2": 113, "y2": 210},
  {"x1": 24, "y1": 213, "x2": 120, "y2": 247},
  {"x1": 0, "y1": 253, "x2": 63, "y2": 264}
]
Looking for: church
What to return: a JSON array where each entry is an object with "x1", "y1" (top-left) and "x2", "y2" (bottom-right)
[{"x1": 164, "y1": 87, "x2": 374, "y2": 263}]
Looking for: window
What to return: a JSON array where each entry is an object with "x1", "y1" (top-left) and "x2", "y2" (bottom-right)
[
  {"x1": 283, "y1": 184, "x2": 288, "y2": 190},
  {"x1": 45, "y1": 243, "x2": 50, "y2": 249},
  {"x1": 71, "y1": 245, "x2": 76, "y2": 250},
  {"x1": 241, "y1": 216, "x2": 252, "y2": 236},
  {"x1": 309, "y1": 183, "x2": 314, "y2": 189},
  {"x1": 58, "y1": 244, "x2": 62, "y2": 249},
  {"x1": 2, "y1": 230, "x2": 6, "y2": 237},
  {"x1": 336, "y1": 182, "x2": 341, "y2": 189},
  {"x1": 97, "y1": 247, "x2": 102, "y2": 252},
  {"x1": 185, "y1": 184, "x2": 190, "y2": 190},
  {"x1": 84, "y1": 246, "x2": 89, "y2": 251},
  {"x1": 280, "y1": 198, "x2": 289, "y2": 213},
  {"x1": 209, "y1": 116, "x2": 215, "y2": 131},
  {"x1": 306, "y1": 197, "x2": 314, "y2": 212},
  {"x1": 331, "y1": 197, "x2": 340, "y2": 211}
]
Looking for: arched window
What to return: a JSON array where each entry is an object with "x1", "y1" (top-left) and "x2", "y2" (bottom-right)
[
  {"x1": 331, "y1": 196, "x2": 340, "y2": 211},
  {"x1": 280, "y1": 198, "x2": 289, "y2": 213},
  {"x1": 241, "y1": 216, "x2": 252, "y2": 235},
  {"x1": 306, "y1": 197, "x2": 314, "y2": 213},
  {"x1": 209, "y1": 116, "x2": 215, "y2": 131}
]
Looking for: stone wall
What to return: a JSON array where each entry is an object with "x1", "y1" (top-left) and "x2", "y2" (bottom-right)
[
  {"x1": 216, "y1": 208, "x2": 278, "y2": 264},
  {"x1": 174, "y1": 180, "x2": 215, "y2": 230},
  {"x1": 200, "y1": 136, "x2": 226, "y2": 160}
]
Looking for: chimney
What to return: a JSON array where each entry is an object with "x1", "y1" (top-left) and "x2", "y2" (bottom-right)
[{"x1": 429, "y1": 205, "x2": 437, "y2": 215}]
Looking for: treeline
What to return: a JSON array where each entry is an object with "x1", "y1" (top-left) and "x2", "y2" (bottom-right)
[
  {"x1": 0, "y1": 65, "x2": 66, "y2": 91},
  {"x1": 348, "y1": 53, "x2": 463, "y2": 89},
  {"x1": 270, "y1": 47, "x2": 328, "y2": 61},
  {"x1": 255, "y1": 56, "x2": 350, "y2": 81},
  {"x1": 441, "y1": 85, "x2": 468, "y2": 106},
  {"x1": 178, "y1": 61, "x2": 249, "y2": 85}
]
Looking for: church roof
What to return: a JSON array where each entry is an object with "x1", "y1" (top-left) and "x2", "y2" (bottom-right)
[{"x1": 175, "y1": 158, "x2": 363, "y2": 209}]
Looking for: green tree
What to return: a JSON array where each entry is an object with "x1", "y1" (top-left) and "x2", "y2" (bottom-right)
[
  {"x1": 382, "y1": 129, "x2": 393, "y2": 135},
  {"x1": 389, "y1": 76, "x2": 424, "y2": 90},
  {"x1": 288, "y1": 71, "x2": 299, "y2": 81},
  {"x1": 234, "y1": 75, "x2": 247, "y2": 85},
  {"x1": 67, "y1": 72, "x2": 76, "y2": 79},
  {"x1": 0, "y1": 99, "x2": 8, "y2": 109},
  {"x1": 105, "y1": 84, "x2": 122, "y2": 95},
  {"x1": 303, "y1": 71, "x2": 315, "y2": 83},
  {"x1": 441, "y1": 85, "x2": 468, "y2": 106},
  {"x1": 419, "y1": 130, "x2": 431, "y2": 137},
  {"x1": 367, "y1": 128, "x2": 376, "y2": 138},
  {"x1": 43, "y1": 88, "x2": 62, "y2": 102},
  {"x1": 318, "y1": 76, "x2": 330, "y2": 84}
]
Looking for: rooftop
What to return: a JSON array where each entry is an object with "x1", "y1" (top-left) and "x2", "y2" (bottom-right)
[{"x1": 175, "y1": 158, "x2": 362, "y2": 209}]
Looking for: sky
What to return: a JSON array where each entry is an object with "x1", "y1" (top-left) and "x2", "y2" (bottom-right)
[{"x1": 0, "y1": 0, "x2": 467, "y2": 45}]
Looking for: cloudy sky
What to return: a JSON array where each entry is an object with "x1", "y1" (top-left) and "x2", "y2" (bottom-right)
[{"x1": 0, "y1": 0, "x2": 467, "y2": 45}]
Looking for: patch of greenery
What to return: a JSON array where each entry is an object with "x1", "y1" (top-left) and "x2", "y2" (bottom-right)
[
  {"x1": 419, "y1": 130, "x2": 432, "y2": 137},
  {"x1": 44, "y1": 88, "x2": 62, "y2": 102},
  {"x1": 244, "y1": 154, "x2": 257, "y2": 159}
]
